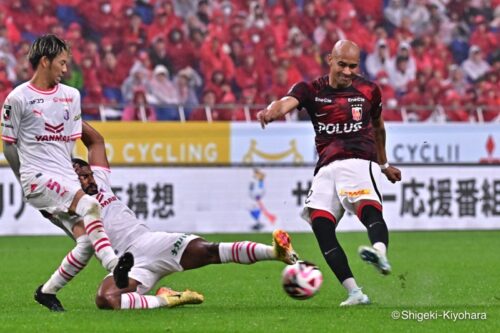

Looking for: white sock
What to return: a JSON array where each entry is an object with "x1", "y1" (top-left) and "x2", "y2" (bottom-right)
[
  {"x1": 84, "y1": 218, "x2": 118, "y2": 271},
  {"x1": 218, "y1": 242, "x2": 274, "y2": 264},
  {"x1": 342, "y1": 278, "x2": 359, "y2": 293},
  {"x1": 120, "y1": 292, "x2": 166, "y2": 309},
  {"x1": 373, "y1": 242, "x2": 387, "y2": 256},
  {"x1": 76, "y1": 196, "x2": 118, "y2": 271},
  {"x1": 41, "y1": 235, "x2": 94, "y2": 294}
]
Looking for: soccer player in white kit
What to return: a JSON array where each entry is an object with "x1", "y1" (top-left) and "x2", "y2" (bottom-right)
[
  {"x1": 1, "y1": 35, "x2": 132, "y2": 311},
  {"x1": 41, "y1": 121, "x2": 299, "y2": 311}
]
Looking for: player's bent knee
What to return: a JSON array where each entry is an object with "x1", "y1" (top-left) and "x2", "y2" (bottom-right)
[
  {"x1": 75, "y1": 195, "x2": 101, "y2": 220},
  {"x1": 181, "y1": 239, "x2": 219, "y2": 269},
  {"x1": 95, "y1": 291, "x2": 121, "y2": 310}
]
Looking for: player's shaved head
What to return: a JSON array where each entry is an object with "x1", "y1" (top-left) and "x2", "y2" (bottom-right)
[
  {"x1": 331, "y1": 40, "x2": 360, "y2": 60},
  {"x1": 327, "y1": 40, "x2": 360, "y2": 88}
]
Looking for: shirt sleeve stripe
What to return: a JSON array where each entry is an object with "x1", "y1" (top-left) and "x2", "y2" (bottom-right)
[
  {"x1": 91, "y1": 165, "x2": 111, "y2": 173},
  {"x1": 1, "y1": 135, "x2": 17, "y2": 143}
]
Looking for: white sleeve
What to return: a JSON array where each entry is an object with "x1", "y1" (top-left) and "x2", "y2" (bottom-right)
[
  {"x1": 92, "y1": 166, "x2": 111, "y2": 187},
  {"x1": 70, "y1": 90, "x2": 82, "y2": 141},
  {"x1": 1, "y1": 94, "x2": 23, "y2": 143}
]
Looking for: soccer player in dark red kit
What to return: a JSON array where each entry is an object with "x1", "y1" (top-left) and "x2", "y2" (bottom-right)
[{"x1": 257, "y1": 40, "x2": 402, "y2": 306}]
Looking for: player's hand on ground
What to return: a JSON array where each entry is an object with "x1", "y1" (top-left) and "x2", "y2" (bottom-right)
[
  {"x1": 256, "y1": 110, "x2": 270, "y2": 129},
  {"x1": 382, "y1": 166, "x2": 401, "y2": 183}
]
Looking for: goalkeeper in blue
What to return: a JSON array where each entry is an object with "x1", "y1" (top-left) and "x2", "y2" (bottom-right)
[{"x1": 35, "y1": 121, "x2": 298, "y2": 311}]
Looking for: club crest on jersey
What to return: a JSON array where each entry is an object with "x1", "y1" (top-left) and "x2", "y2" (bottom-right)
[{"x1": 351, "y1": 105, "x2": 363, "y2": 121}]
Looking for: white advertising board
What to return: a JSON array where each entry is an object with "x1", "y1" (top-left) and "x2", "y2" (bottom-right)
[
  {"x1": 230, "y1": 123, "x2": 500, "y2": 164},
  {"x1": 0, "y1": 166, "x2": 499, "y2": 235}
]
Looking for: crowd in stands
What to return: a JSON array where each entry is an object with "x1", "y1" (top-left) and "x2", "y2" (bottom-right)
[{"x1": 0, "y1": 0, "x2": 498, "y2": 122}]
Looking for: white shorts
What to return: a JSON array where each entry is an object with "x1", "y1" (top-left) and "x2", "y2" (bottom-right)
[
  {"x1": 49, "y1": 212, "x2": 81, "y2": 239},
  {"x1": 301, "y1": 159, "x2": 383, "y2": 223},
  {"x1": 21, "y1": 172, "x2": 81, "y2": 215},
  {"x1": 107, "y1": 232, "x2": 200, "y2": 294}
]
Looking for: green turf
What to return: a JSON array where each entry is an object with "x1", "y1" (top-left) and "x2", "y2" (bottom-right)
[{"x1": 0, "y1": 231, "x2": 499, "y2": 333}]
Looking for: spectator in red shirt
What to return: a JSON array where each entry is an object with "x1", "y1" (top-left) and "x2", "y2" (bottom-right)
[
  {"x1": 234, "y1": 52, "x2": 262, "y2": 94},
  {"x1": 376, "y1": 72, "x2": 401, "y2": 121},
  {"x1": 123, "y1": 11, "x2": 148, "y2": 48},
  {"x1": 116, "y1": 38, "x2": 140, "y2": 80},
  {"x1": 122, "y1": 88, "x2": 157, "y2": 121},
  {"x1": 439, "y1": 90, "x2": 471, "y2": 122},
  {"x1": 469, "y1": 15, "x2": 498, "y2": 57},
  {"x1": 293, "y1": 41, "x2": 323, "y2": 81},
  {"x1": 199, "y1": 34, "x2": 235, "y2": 82},
  {"x1": 82, "y1": 83, "x2": 108, "y2": 120},
  {"x1": 99, "y1": 51, "x2": 125, "y2": 103},
  {"x1": 400, "y1": 81, "x2": 435, "y2": 121},
  {"x1": 165, "y1": 28, "x2": 196, "y2": 75},
  {"x1": 292, "y1": 1, "x2": 319, "y2": 38}
]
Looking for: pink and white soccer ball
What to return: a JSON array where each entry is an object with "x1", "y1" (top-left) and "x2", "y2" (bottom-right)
[{"x1": 282, "y1": 261, "x2": 323, "y2": 300}]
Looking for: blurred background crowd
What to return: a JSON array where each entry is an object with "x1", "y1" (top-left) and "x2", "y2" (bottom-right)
[{"x1": 0, "y1": 0, "x2": 498, "y2": 122}]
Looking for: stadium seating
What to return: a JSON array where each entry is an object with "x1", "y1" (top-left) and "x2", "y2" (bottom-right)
[{"x1": 0, "y1": 0, "x2": 497, "y2": 122}]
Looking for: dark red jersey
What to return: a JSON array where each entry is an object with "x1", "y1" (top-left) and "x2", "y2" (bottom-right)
[{"x1": 287, "y1": 75, "x2": 382, "y2": 174}]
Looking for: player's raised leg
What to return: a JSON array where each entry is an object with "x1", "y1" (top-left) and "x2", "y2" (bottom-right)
[{"x1": 356, "y1": 202, "x2": 391, "y2": 275}]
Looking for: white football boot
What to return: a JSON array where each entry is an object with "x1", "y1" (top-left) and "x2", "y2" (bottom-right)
[
  {"x1": 358, "y1": 246, "x2": 392, "y2": 275},
  {"x1": 339, "y1": 287, "x2": 371, "y2": 307}
]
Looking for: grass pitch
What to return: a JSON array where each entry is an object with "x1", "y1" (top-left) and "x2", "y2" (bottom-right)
[{"x1": 0, "y1": 231, "x2": 499, "y2": 333}]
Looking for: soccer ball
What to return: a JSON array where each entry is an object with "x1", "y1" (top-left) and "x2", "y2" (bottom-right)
[{"x1": 282, "y1": 260, "x2": 323, "y2": 300}]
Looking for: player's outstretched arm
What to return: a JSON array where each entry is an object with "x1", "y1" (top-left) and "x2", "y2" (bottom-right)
[
  {"x1": 256, "y1": 96, "x2": 299, "y2": 129},
  {"x1": 3, "y1": 141, "x2": 21, "y2": 181},
  {"x1": 81, "y1": 121, "x2": 109, "y2": 169},
  {"x1": 372, "y1": 116, "x2": 401, "y2": 183}
]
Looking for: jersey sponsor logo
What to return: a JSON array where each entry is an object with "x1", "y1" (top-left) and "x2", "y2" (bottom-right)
[
  {"x1": 35, "y1": 134, "x2": 72, "y2": 142},
  {"x1": 45, "y1": 122, "x2": 64, "y2": 133},
  {"x1": 2, "y1": 104, "x2": 11, "y2": 120},
  {"x1": 339, "y1": 188, "x2": 371, "y2": 197},
  {"x1": 314, "y1": 112, "x2": 328, "y2": 117},
  {"x1": 53, "y1": 97, "x2": 73, "y2": 103},
  {"x1": 29, "y1": 98, "x2": 44, "y2": 105},
  {"x1": 347, "y1": 97, "x2": 365, "y2": 102},
  {"x1": 97, "y1": 195, "x2": 118, "y2": 208},
  {"x1": 351, "y1": 106, "x2": 363, "y2": 121},
  {"x1": 317, "y1": 122, "x2": 363, "y2": 135},
  {"x1": 314, "y1": 97, "x2": 332, "y2": 103},
  {"x1": 74, "y1": 113, "x2": 81, "y2": 121}
]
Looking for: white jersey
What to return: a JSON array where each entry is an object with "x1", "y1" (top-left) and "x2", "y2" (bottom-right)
[
  {"x1": 92, "y1": 166, "x2": 149, "y2": 254},
  {"x1": 1, "y1": 82, "x2": 82, "y2": 192}
]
